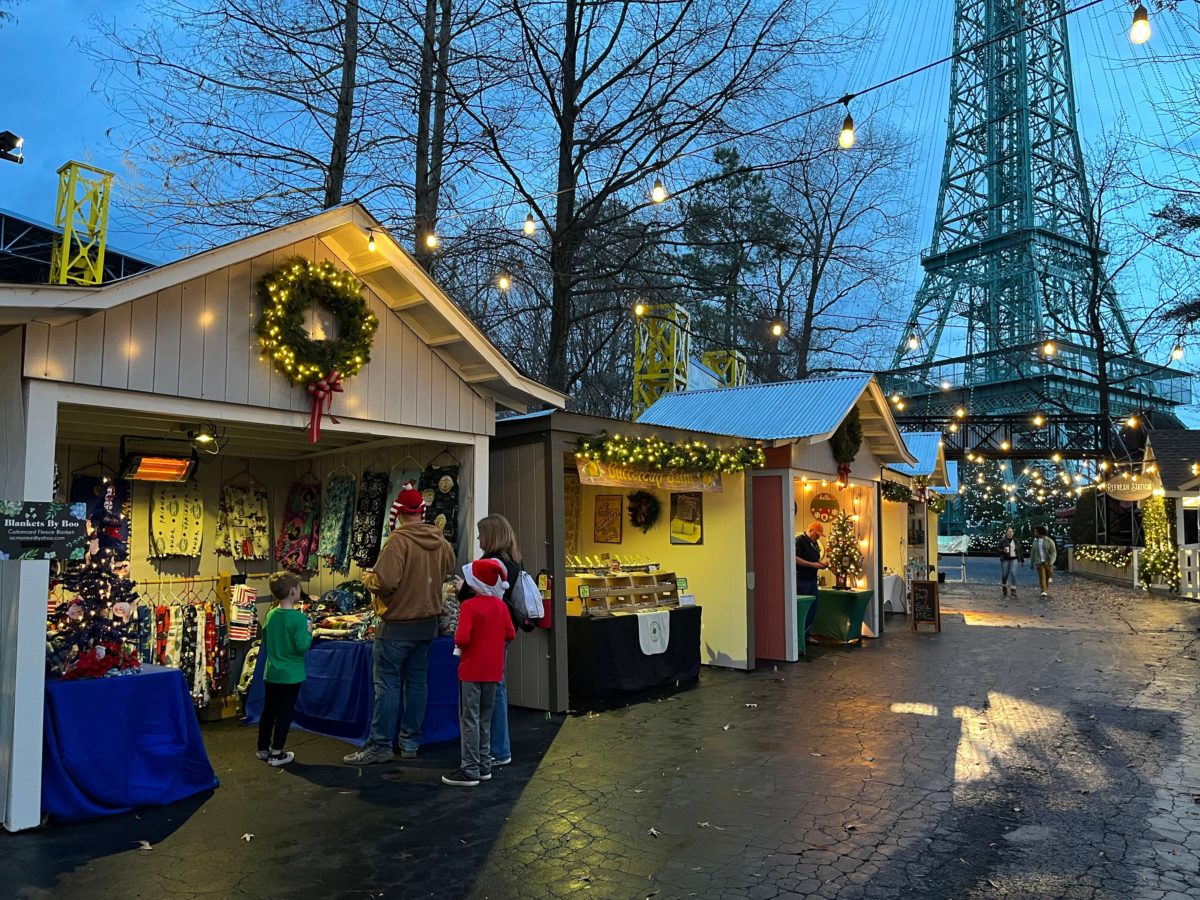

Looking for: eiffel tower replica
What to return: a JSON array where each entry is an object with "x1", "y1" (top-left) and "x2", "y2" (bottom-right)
[{"x1": 883, "y1": 0, "x2": 1189, "y2": 460}]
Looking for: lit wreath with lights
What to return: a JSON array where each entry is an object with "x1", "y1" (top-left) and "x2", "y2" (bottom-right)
[{"x1": 256, "y1": 257, "x2": 378, "y2": 384}]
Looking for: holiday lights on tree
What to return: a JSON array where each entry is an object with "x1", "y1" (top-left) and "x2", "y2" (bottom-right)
[
  {"x1": 1140, "y1": 494, "x2": 1179, "y2": 592},
  {"x1": 825, "y1": 512, "x2": 863, "y2": 590}
]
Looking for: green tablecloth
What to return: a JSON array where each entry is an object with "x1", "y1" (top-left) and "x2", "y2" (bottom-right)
[
  {"x1": 812, "y1": 588, "x2": 874, "y2": 643},
  {"x1": 796, "y1": 595, "x2": 816, "y2": 657}
]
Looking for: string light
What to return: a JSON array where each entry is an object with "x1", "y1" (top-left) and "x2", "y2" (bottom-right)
[
  {"x1": 634, "y1": 302, "x2": 647, "y2": 317},
  {"x1": 891, "y1": 393, "x2": 902, "y2": 404},
  {"x1": 1042, "y1": 341, "x2": 1056, "y2": 356},
  {"x1": 524, "y1": 212, "x2": 537, "y2": 236},
  {"x1": 651, "y1": 177, "x2": 668, "y2": 204},
  {"x1": 367, "y1": 232, "x2": 376, "y2": 252},
  {"x1": 1126, "y1": 415, "x2": 1139, "y2": 428},
  {"x1": 1052, "y1": 452, "x2": 1062, "y2": 463},
  {"x1": 941, "y1": 380, "x2": 951, "y2": 391},
  {"x1": 837, "y1": 95, "x2": 856, "y2": 150},
  {"x1": 1172, "y1": 343, "x2": 1184, "y2": 362},
  {"x1": 1129, "y1": 3, "x2": 1150, "y2": 44},
  {"x1": 907, "y1": 331, "x2": 920, "y2": 351},
  {"x1": 955, "y1": 407, "x2": 966, "y2": 419},
  {"x1": 497, "y1": 273, "x2": 512, "y2": 291},
  {"x1": 1032, "y1": 414, "x2": 1045, "y2": 427},
  {"x1": 424, "y1": 232, "x2": 440, "y2": 250},
  {"x1": 999, "y1": 440, "x2": 1010, "y2": 451},
  {"x1": 948, "y1": 423, "x2": 959, "y2": 433},
  {"x1": 770, "y1": 320, "x2": 786, "y2": 338}
]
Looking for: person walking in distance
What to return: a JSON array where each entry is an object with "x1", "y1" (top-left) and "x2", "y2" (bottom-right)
[
  {"x1": 1031, "y1": 525, "x2": 1057, "y2": 599},
  {"x1": 344, "y1": 482, "x2": 455, "y2": 766},
  {"x1": 998, "y1": 527, "x2": 1023, "y2": 598}
]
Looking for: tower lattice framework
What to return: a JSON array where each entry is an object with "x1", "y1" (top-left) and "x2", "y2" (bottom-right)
[{"x1": 884, "y1": 0, "x2": 1186, "y2": 449}]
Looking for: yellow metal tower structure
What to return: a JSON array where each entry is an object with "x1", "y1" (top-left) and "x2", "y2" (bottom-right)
[
  {"x1": 49, "y1": 161, "x2": 114, "y2": 286},
  {"x1": 700, "y1": 349, "x2": 747, "y2": 388},
  {"x1": 632, "y1": 304, "x2": 691, "y2": 420}
]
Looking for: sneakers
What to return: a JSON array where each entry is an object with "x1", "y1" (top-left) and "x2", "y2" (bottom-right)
[
  {"x1": 256, "y1": 750, "x2": 270, "y2": 761},
  {"x1": 492, "y1": 756, "x2": 513, "y2": 767},
  {"x1": 343, "y1": 746, "x2": 395, "y2": 766},
  {"x1": 441, "y1": 769, "x2": 480, "y2": 787},
  {"x1": 267, "y1": 751, "x2": 294, "y2": 767},
  {"x1": 1040, "y1": 591, "x2": 1048, "y2": 598},
  {"x1": 399, "y1": 748, "x2": 418, "y2": 760},
  {"x1": 479, "y1": 771, "x2": 493, "y2": 781}
]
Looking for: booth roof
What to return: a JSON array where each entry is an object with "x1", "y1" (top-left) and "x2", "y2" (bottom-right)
[
  {"x1": 934, "y1": 460, "x2": 960, "y2": 495},
  {"x1": 891, "y1": 431, "x2": 949, "y2": 486},
  {"x1": 1148, "y1": 430, "x2": 1200, "y2": 492},
  {"x1": 637, "y1": 374, "x2": 916, "y2": 464}
]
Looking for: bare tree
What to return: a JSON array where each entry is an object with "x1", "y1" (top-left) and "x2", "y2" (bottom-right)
[{"x1": 0, "y1": 0, "x2": 22, "y2": 27}]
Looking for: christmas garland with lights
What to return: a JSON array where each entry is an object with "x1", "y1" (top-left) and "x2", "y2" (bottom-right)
[
  {"x1": 1073, "y1": 544, "x2": 1132, "y2": 568},
  {"x1": 881, "y1": 481, "x2": 912, "y2": 503},
  {"x1": 575, "y1": 433, "x2": 765, "y2": 473},
  {"x1": 927, "y1": 492, "x2": 946, "y2": 515},
  {"x1": 256, "y1": 257, "x2": 378, "y2": 385},
  {"x1": 1140, "y1": 495, "x2": 1180, "y2": 592}
]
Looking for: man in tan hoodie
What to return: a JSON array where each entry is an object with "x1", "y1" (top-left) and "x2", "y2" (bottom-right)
[{"x1": 344, "y1": 483, "x2": 455, "y2": 766}]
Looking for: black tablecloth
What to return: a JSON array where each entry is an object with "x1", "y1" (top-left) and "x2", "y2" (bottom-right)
[{"x1": 567, "y1": 605, "x2": 701, "y2": 700}]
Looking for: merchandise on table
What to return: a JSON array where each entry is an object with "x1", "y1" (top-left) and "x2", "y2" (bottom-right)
[
  {"x1": 146, "y1": 582, "x2": 231, "y2": 708},
  {"x1": 277, "y1": 479, "x2": 322, "y2": 575},
  {"x1": 317, "y1": 473, "x2": 357, "y2": 574},
  {"x1": 564, "y1": 556, "x2": 682, "y2": 617},
  {"x1": 215, "y1": 482, "x2": 271, "y2": 560},
  {"x1": 349, "y1": 470, "x2": 389, "y2": 567},
  {"x1": 148, "y1": 483, "x2": 205, "y2": 559}
]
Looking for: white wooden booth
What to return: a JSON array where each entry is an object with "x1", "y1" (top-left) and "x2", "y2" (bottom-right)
[{"x1": 0, "y1": 202, "x2": 563, "y2": 831}]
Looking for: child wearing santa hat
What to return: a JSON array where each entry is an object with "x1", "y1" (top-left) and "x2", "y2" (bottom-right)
[{"x1": 442, "y1": 558, "x2": 516, "y2": 787}]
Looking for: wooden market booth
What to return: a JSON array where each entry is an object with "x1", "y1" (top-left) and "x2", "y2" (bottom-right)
[
  {"x1": 880, "y1": 432, "x2": 950, "y2": 614},
  {"x1": 0, "y1": 202, "x2": 564, "y2": 831},
  {"x1": 490, "y1": 410, "x2": 762, "y2": 711},
  {"x1": 638, "y1": 376, "x2": 916, "y2": 662}
]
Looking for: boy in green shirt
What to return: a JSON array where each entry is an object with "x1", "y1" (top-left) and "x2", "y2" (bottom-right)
[{"x1": 257, "y1": 572, "x2": 313, "y2": 767}]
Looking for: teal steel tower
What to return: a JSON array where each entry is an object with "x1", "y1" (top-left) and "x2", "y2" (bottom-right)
[{"x1": 885, "y1": 0, "x2": 1188, "y2": 457}]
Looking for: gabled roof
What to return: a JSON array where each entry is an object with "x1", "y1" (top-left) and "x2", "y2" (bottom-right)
[
  {"x1": 1146, "y1": 430, "x2": 1200, "y2": 492},
  {"x1": 0, "y1": 202, "x2": 565, "y2": 412},
  {"x1": 890, "y1": 432, "x2": 949, "y2": 486},
  {"x1": 935, "y1": 460, "x2": 960, "y2": 495},
  {"x1": 637, "y1": 374, "x2": 916, "y2": 464}
]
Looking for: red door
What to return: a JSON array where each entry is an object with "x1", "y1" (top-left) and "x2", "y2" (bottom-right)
[{"x1": 753, "y1": 475, "x2": 788, "y2": 661}]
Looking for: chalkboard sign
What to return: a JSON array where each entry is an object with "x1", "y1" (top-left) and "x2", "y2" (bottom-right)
[{"x1": 911, "y1": 580, "x2": 941, "y2": 632}]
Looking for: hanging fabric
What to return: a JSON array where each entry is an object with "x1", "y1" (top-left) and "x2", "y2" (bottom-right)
[
  {"x1": 70, "y1": 474, "x2": 130, "y2": 546},
  {"x1": 317, "y1": 473, "x2": 357, "y2": 575},
  {"x1": 228, "y1": 585, "x2": 259, "y2": 642},
  {"x1": 277, "y1": 480, "x2": 322, "y2": 575},
  {"x1": 349, "y1": 471, "x2": 389, "y2": 568},
  {"x1": 149, "y1": 482, "x2": 205, "y2": 559},
  {"x1": 382, "y1": 469, "x2": 421, "y2": 543},
  {"x1": 215, "y1": 484, "x2": 271, "y2": 561},
  {"x1": 420, "y1": 463, "x2": 460, "y2": 551}
]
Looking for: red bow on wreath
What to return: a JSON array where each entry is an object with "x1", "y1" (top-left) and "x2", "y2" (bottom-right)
[{"x1": 306, "y1": 370, "x2": 344, "y2": 444}]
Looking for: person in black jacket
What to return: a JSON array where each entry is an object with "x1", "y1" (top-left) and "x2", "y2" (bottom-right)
[
  {"x1": 455, "y1": 515, "x2": 524, "y2": 767},
  {"x1": 998, "y1": 527, "x2": 1023, "y2": 598}
]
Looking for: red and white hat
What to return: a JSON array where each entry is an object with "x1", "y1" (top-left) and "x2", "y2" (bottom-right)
[
  {"x1": 389, "y1": 481, "x2": 426, "y2": 528},
  {"x1": 463, "y1": 558, "x2": 509, "y2": 598}
]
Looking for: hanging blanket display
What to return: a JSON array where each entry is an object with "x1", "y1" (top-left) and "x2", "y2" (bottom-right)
[
  {"x1": 149, "y1": 483, "x2": 205, "y2": 559},
  {"x1": 420, "y1": 464, "x2": 460, "y2": 551},
  {"x1": 150, "y1": 591, "x2": 230, "y2": 708},
  {"x1": 277, "y1": 480, "x2": 322, "y2": 575},
  {"x1": 228, "y1": 584, "x2": 260, "y2": 642},
  {"x1": 382, "y1": 469, "x2": 421, "y2": 541},
  {"x1": 317, "y1": 473, "x2": 357, "y2": 575},
  {"x1": 215, "y1": 483, "x2": 271, "y2": 561},
  {"x1": 349, "y1": 471, "x2": 389, "y2": 567}
]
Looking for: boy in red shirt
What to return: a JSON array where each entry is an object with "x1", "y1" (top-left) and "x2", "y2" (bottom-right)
[{"x1": 443, "y1": 558, "x2": 516, "y2": 787}]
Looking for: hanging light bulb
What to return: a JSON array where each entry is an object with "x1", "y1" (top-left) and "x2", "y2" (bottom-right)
[
  {"x1": 837, "y1": 97, "x2": 856, "y2": 150},
  {"x1": 1172, "y1": 343, "x2": 1184, "y2": 362},
  {"x1": 1043, "y1": 341, "x2": 1056, "y2": 356},
  {"x1": 634, "y1": 302, "x2": 647, "y2": 317},
  {"x1": 497, "y1": 273, "x2": 512, "y2": 291},
  {"x1": 1130, "y1": 3, "x2": 1150, "y2": 44},
  {"x1": 1126, "y1": 415, "x2": 1139, "y2": 428},
  {"x1": 891, "y1": 393, "x2": 901, "y2": 404},
  {"x1": 367, "y1": 231, "x2": 376, "y2": 252},
  {"x1": 941, "y1": 380, "x2": 951, "y2": 391},
  {"x1": 1052, "y1": 452, "x2": 1062, "y2": 463},
  {"x1": 1032, "y1": 414, "x2": 1045, "y2": 427},
  {"x1": 907, "y1": 331, "x2": 920, "y2": 351},
  {"x1": 424, "y1": 231, "x2": 440, "y2": 250},
  {"x1": 524, "y1": 212, "x2": 537, "y2": 236},
  {"x1": 770, "y1": 321, "x2": 786, "y2": 338},
  {"x1": 651, "y1": 176, "x2": 668, "y2": 204},
  {"x1": 1000, "y1": 439, "x2": 1010, "y2": 451},
  {"x1": 896, "y1": 401, "x2": 906, "y2": 411},
  {"x1": 955, "y1": 407, "x2": 966, "y2": 419}
]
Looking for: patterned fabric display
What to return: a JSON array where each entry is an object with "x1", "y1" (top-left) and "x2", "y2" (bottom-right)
[
  {"x1": 229, "y1": 585, "x2": 259, "y2": 642},
  {"x1": 420, "y1": 464, "x2": 460, "y2": 550},
  {"x1": 215, "y1": 484, "x2": 271, "y2": 560},
  {"x1": 318, "y1": 474, "x2": 357, "y2": 575},
  {"x1": 69, "y1": 475, "x2": 130, "y2": 544},
  {"x1": 149, "y1": 483, "x2": 205, "y2": 559},
  {"x1": 382, "y1": 469, "x2": 421, "y2": 542},
  {"x1": 277, "y1": 480, "x2": 322, "y2": 575},
  {"x1": 349, "y1": 472, "x2": 388, "y2": 568}
]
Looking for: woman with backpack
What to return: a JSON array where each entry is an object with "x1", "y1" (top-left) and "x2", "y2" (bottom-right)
[{"x1": 455, "y1": 514, "x2": 530, "y2": 768}]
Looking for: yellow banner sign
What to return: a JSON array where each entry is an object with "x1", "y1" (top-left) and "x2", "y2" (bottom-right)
[
  {"x1": 576, "y1": 459, "x2": 723, "y2": 492},
  {"x1": 1102, "y1": 479, "x2": 1156, "y2": 501}
]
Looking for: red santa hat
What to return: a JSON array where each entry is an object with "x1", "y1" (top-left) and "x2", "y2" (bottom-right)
[
  {"x1": 389, "y1": 481, "x2": 426, "y2": 528},
  {"x1": 463, "y1": 558, "x2": 509, "y2": 598}
]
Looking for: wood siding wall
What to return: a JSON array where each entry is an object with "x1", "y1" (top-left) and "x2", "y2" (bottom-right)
[
  {"x1": 752, "y1": 474, "x2": 787, "y2": 662},
  {"x1": 22, "y1": 238, "x2": 494, "y2": 436},
  {"x1": 0, "y1": 328, "x2": 26, "y2": 500},
  {"x1": 488, "y1": 439, "x2": 567, "y2": 712}
]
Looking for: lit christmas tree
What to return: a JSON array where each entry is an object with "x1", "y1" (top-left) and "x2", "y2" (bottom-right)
[
  {"x1": 47, "y1": 500, "x2": 141, "y2": 679},
  {"x1": 825, "y1": 511, "x2": 863, "y2": 590}
]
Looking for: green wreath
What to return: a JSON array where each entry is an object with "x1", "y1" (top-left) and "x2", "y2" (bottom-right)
[
  {"x1": 627, "y1": 490, "x2": 661, "y2": 533},
  {"x1": 256, "y1": 257, "x2": 378, "y2": 384}
]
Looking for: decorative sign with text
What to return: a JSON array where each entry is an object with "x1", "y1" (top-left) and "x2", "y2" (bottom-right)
[
  {"x1": 810, "y1": 492, "x2": 840, "y2": 523},
  {"x1": 577, "y1": 459, "x2": 723, "y2": 492},
  {"x1": 0, "y1": 501, "x2": 88, "y2": 561},
  {"x1": 1102, "y1": 479, "x2": 1156, "y2": 502},
  {"x1": 911, "y1": 580, "x2": 941, "y2": 632}
]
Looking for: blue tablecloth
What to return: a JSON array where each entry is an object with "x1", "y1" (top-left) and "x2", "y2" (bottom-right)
[
  {"x1": 42, "y1": 665, "x2": 219, "y2": 822},
  {"x1": 244, "y1": 636, "x2": 460, "y2": 747}
]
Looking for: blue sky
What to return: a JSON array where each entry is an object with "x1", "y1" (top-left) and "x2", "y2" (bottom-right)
[{"x1": 1, "y1": 0, "x2": 1195, "y2": 392}]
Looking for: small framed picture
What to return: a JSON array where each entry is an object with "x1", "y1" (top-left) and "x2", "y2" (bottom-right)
[{"x1": 594, "y1": 494, "x2": 623, "y2": 544}]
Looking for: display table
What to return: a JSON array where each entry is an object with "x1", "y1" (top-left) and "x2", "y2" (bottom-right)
[
  {"x1": 42, "y1": 665, "x2": 219, "y2": 822},
  {"x1": 245, "y1": 636, "x2": 460, "y2": 746},
  {"x1": 883, "y1": 574, "x2": 907, "y2": 613},
  {"x1": 812, "y1": 588, "x2": 874, "y2": 644},
  {"x1": 796, "y1": 595, "x2": 816, "y2": 657},
  {"x1": 567, "y1": 605, "x2": 701, "y2": 700}
]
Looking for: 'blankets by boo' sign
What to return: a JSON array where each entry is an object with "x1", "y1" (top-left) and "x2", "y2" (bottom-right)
[{"x1": 0, "y1": 501, "x2": 88, "y2": 561}]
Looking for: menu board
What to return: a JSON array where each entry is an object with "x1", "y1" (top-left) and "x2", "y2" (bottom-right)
[{"x1": 910, "y1": 580, "x2": 941, "y2": 632}]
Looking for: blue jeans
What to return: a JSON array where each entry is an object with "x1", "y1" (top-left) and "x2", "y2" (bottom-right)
[
  {"x1": 368, "y1": 638, "x2": 430, "y2": 752},
  {"x1": 490, "y1": 653, "x2": 510, "y2": 762}
]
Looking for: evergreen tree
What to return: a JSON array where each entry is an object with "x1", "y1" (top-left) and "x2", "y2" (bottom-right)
[{"x1": 825, "y1": 511, "x2": 863, "y2": 590}]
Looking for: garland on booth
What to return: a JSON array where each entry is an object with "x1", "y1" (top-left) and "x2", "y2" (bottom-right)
[
  {"x1": 927, "y1": 492, "x2": 946, "y2": 515},
  {"x1": 1140, "y1": 494, "x2": 1180, "y2": 592},
  {"x1": 627, "y1": 490, "x2": 661, "y2": 532},
  {"x1": 881, "y1": 481, "x2": 912, "y2": 503},
  {"x1": 1074, "y1": 544, "x2": 1132, "y2": 568},
  {"x1": 829, "y1": 408, "x2": 862, "y2": 487},
  {"x1": 255, "y1": 257, "x2": 378, "y2": 442},
  {"x1": 575, "y1": 433, "x2": 765, "y2": 473}
]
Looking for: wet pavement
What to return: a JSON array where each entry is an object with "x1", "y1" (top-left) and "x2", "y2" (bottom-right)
[{"x1": 5, "y1": 570, "x2": 1200, "y2": 899}]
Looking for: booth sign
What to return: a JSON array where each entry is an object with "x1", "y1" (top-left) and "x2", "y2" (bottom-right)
[
  {"x1": 0, "y1": 501, "x2": 88, "y2": 561},
  {"x1": 1102, "y1": 479, "x2": 1156, "y2": 502},
  {"x1": 576, "y1": 460, "x2": 723, "y2": 492}
]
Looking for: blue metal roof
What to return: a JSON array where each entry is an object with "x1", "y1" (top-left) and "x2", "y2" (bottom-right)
[
  {"x1": 892, "y1": 432, "x2": 944, "y2": 478},
  {"x1": 638, "y1": 375, "x2": 873, "y2": 441},
  {"x1": 934, "y1": 461, "x2": 959, "y2": 495}
]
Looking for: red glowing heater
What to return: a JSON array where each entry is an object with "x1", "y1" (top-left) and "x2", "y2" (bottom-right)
[{"x1": 118, "y1": 437, "x2": 199, "y2": 482}]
